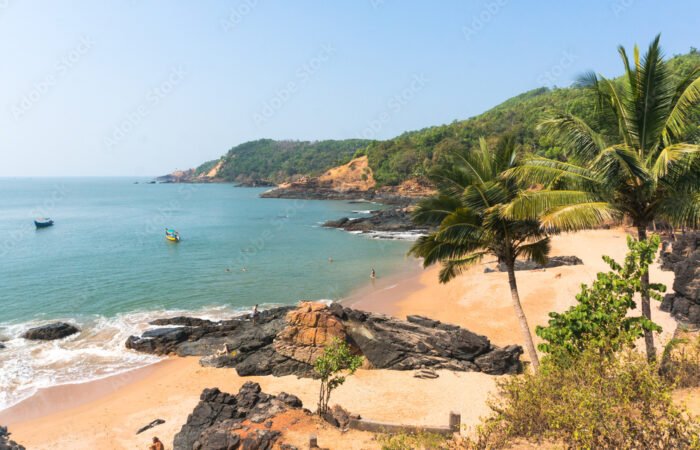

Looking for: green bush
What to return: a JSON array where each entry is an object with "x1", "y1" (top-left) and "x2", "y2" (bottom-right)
[
  {"x1": 377, "y1": 431, "x2": 451, "y2": 450},
  {"x1": 536, "y1": 235, "x2": 665, "y2": 362},
  {"x1": 472, "y1": 351, "x2": 700, "y2": 449},
  {"x1": 662, "y1": 329, "x2": 700, "y2": 389},
  {"x1": 314, "y1": 338, "x2": 363, "y2": 415}
]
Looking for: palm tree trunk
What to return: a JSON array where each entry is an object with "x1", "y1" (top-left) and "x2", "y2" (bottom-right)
[
  {"x1": 637, "y1": 224, "x2": 656, "y2": 361},
  {"x1": 506, "y1": 262, "x2": 540, "y2": 371}
]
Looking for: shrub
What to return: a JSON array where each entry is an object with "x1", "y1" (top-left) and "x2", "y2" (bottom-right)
[
  {"x1": 536, "y1": 235, "x2": 665, "y2": 363},
  {"x1": 314, "y1": 338, "x2": 363, "y2": 415},
  {"x1": 377, "y1": 431, "x2": 451, "y2": 450},
  {"x1": 471, "y1": 351, "x2": 700, "y2": 449},
  {"x1": 662, "y1": 329, "x2": 700, "y2": 389}
]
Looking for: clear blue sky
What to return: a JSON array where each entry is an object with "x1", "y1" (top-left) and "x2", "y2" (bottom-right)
[{"x1": 1, "y1": 0, "x2": 698, "y2": 176}]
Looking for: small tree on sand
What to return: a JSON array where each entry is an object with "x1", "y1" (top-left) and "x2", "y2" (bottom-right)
[
  {"x1": 536, "y1": 235, "x2": 665, "y2": 363},
  {"x1": 314, "y1": 338, "x2": 363, "y2": 415}
]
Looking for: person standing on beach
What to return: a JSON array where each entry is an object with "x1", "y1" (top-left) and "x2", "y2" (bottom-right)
[
  {"x1": 370, "y1": 268, "x2": 376, "y2": 279},
  {"x1": 252, "y1": 304, "x2": 259, "y2": 325},
  {"x1": 149, "y1": 437, "x2": 164, "y2": 450}
]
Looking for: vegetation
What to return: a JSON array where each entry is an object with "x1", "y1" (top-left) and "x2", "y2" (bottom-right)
[
  {"x1": 377, "y1": 431, "x2": 450, "y2": 450},
  {"x1": 506, "y1": 36, "x2": 700, "y2": 360},
  {"x1": 464, "y1": 236, "x2": 700, "y2": 449},
  {"x1": 214, "y1": 138, "x2": 372, "y2": 184},
  {"x1": 536, "y1": 235, "x2": 665, "y2": 362},
  {"x1": 661, "y1": 328, "x2": 700, "y2": 388},
  {"x1": 314, "y1": 338, "x2": 363, "y2": 415},
  {"x1": 470, "y1": 350, "x2": 700, "y2": 449},
  {"x1": 408, "y1": 135, "x2": 550, "y2": 371}
]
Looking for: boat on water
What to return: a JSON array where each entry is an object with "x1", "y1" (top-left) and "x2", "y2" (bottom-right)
[
  {"x1": 165, "y1": 228, "x2": 180, "y2": 242},
  {"x1": 34, "y1": 218, "x2": 54, "y2": 228}
]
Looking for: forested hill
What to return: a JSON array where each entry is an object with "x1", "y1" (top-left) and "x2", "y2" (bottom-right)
[
  {"x1": 358, "y1": 50, "x2": 700, "y2": 185},
  {"x1": 180, "y1": 50, "x2": 700, "y2": 187},
  {"x1": 193, "y1": 139, "x2": 372, "y2": 184}
]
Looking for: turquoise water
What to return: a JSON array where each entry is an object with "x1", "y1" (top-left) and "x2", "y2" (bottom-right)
[{"x1": 0, "y1": 178, "x2": 414, "y2": 408}]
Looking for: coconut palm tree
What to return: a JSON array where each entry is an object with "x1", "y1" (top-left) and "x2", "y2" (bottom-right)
[
  {"x1": 505, "y1": 35, "x2": 700, "y2": 360},
  {"x1": 409, "y1": 136, "x2": 550, "y2": 371}
]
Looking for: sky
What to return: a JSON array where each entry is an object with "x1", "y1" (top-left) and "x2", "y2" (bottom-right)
[{"x1": 1, "y1": 0, "x2": 699, "y2": 176}]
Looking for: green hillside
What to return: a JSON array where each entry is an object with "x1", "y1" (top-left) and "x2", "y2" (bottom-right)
[
  {"x1": 200, "y1": 138, "x2": 373, "y2": 184},
  {"x1": 357, "y1": 50, "x2": 700, "y2": 185},
  {"x1": 193, "y1": 50, "x2": 700, "y2": 187}
]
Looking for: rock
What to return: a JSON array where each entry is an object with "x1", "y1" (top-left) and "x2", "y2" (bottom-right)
[
  {"x1": 0, "y1": 343, "x2": 5, "y2": 350},
  {"x1": 128, "y1": 303, "x2": 522, "y2": 377},
  {"x1": 136, "y1": 418, "x2": 165, "y2": 434},
  {"x1": 323, "y1": 208, "x2": 428, "y2": 234},
  {"x1": 150, "y1": 317, "x2": 216, "y2": 327},
  {"x1": 0, "y1": 426, "x2": 25, "y2": 450},
  {"x1": 473, "y1": 345, "x2": 523, "y2": 375},
  {"x1": 658, "y1": 233, "x2": 700, "y2": 326},
  {"x1": 496, "y1": 255, "x2": 583, "y2": 272},
  {"x1": 273, "y1": 302, "x2": 347, "y2": 365},
  {"x1": 174, "y1": 383, "x2": 300, "y2": 450},
  {"x1": 21, "y1": 322, "x2": 79, "y2": 340},
  {"x1": 414, "y1": 368, "x2": 439, "y2": 379}
]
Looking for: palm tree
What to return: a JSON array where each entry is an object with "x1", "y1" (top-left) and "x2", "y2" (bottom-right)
[
  {"x1": 505, "y1": 35, "x2": 700, "y2": 360},
  {"x1": 409, "y1": 136, "x2": 550, "y2": 371}
]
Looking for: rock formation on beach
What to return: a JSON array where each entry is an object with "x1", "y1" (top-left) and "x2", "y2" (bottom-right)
[
  {"x1": 173, "y1": 382, "x2": 303, "y2": 450},
  {"x1": 21, "y1": 322, "x2": 79, "y2": 341},
  {"x1": 660, "y1": 232, "x2": 700, "y2": 325},
  {"x1": 0, "y1": 426, "x2": 25, "y2": 450},
  {"x1": 126, "y1": 302, "x2": 523, "y2": 376}
]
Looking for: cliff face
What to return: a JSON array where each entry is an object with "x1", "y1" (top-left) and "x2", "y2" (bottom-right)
[{"x1": 157, "y1": 160, "x2": 225, "y2": 183}]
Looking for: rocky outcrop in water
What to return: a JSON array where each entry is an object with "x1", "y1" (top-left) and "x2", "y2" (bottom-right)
[
  {"x1": 660, "y1": 233, "x2": 700, "y2": 325},
  {"x1": 323, "y1": 208, "x2": 428, "y2": 234},
  {"x1": 173, "y1": 382, "x2": 302, "y2": 450},
  {"x1": 0, "y1": 426, "x2": 25, "y2": 450},
  {"x1": 21, "y1": 322, "x2": 79, "y2": 340},
  {"x1": 127, "y1": 302, "x2": 522, "y2": 376}
]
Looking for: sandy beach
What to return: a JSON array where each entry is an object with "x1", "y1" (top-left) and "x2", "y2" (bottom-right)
[{"x1": 1, "y1": 228, "x2": 682, "y2": 449}]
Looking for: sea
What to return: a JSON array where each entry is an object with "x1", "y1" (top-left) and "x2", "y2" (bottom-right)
[{"x1": 0, "y1": 178, "x2": 417, "y2": 410}]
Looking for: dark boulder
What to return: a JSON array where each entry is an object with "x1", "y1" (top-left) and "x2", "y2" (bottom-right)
[
  {"x1": 0, "y1": 426, "x2": 25, "y2": 450},
  {"x1": 173, "y1": 383, "x2": 300, "y2": 450},
  {"x1": 21, "y1": 322, "x2": 79, "y2": 341},
  {"x1": 496, "y1": 255, "x2": 583, "y2": 272},
  {"x1": 658, "y1": 233, "x2": 700, "y2": 325},
  {"x1": 473, "y1": 345, "x2": 523, "y2": 374}
]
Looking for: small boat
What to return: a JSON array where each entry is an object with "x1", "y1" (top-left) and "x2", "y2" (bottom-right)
[
  {"x1": 35, "y1": 218, "x2": 54, "y2": 228},
  {"x1": 165, "y1": 228, "x2": 180, "y2": 242}
]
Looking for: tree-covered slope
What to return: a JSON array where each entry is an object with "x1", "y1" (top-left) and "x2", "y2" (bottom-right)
[
  {"x1": 357, "y1": 50, "x2": 700, "y2": 186},
  {"x1": 209, "y1": 138, "x2": 373, "y2": 184}
]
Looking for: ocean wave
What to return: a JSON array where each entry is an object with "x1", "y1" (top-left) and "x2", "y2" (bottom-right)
[
  {"x1": 347, "y1": 230, "x2": 426, "y2": 241},
  {"x1": 0, "y1": 304, "x2": 262, "y2": 411}
]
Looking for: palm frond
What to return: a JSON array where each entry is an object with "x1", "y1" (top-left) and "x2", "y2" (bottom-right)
[
  {"x1": 517, "y1": 237, "x2": 551, "y2": 265},
  {"x1": 538, "y1": 114, "x2": 606, "y2": 162},
  {"x1": 539, "y1": 202, "x2": 621, "y2": 232},
  {"x1": 651, "y1": 144, "x2": 700, "y2": 179},
  {"x1": 438, "y1": 252, "x2": 488, "y2": 283},
  {"x1": 503, "y1": 190, "x2": 601, "y2": 221}
]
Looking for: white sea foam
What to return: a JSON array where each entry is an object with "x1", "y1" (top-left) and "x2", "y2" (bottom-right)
[
  {"x1": 0, "y1": 304, "x2": 261, "y2": 411},
  {"x1": 349, "y1": 230, "x2": 426, "y2": 241}
]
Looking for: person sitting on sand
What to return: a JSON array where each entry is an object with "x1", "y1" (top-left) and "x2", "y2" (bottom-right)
[{"x1": 150, "y1": 437, "x2": 164, "y2": 450}]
